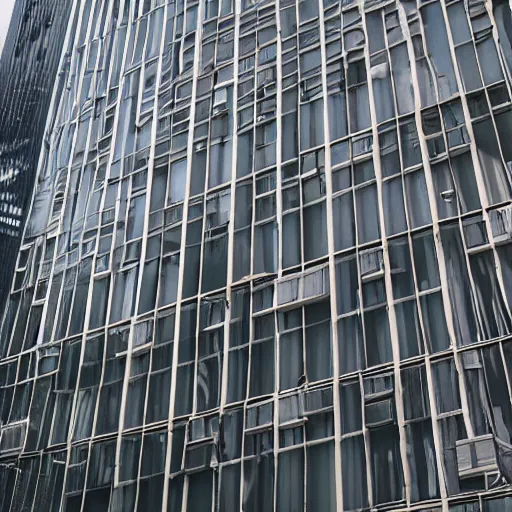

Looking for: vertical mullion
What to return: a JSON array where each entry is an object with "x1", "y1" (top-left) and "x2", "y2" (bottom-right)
[
  {"x1": 273, "y1": 3, "x2": 284, "y2": 509},
  {"x1": 317, "y1": 0, "x2": 344, "y2": 509},
  {"x1": 114, "y1": 1, "x2": 156, "y2": 482},
  {"x1": 161, "y1": 0, "x2": 205, "y2": 508},
  {"x1": 220, "y1": 0, "x2": 242, "y2": 416},
  {"x1": 128, "y1": 4, "x2": 171, "y2": 510},
  {"x1": 383, "y1": 6, "x2": 449, "y2": 501},
  {"x1": 360, "y1": 3, "x2": 413, "y2": 506},
  {"x1": 398, "y1": 0, "x2": 475, "y2": 439}
]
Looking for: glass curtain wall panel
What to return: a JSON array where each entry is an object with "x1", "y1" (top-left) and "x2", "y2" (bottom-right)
[
  {"x1": 0, "y1": 0, "x2": 74, "y2": 311},
  {"x1": 2, "y1": 0, "x2": 512, "y2": 510}
]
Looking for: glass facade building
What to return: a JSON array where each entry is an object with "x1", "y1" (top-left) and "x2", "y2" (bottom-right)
[
  {"x1": 0, "y1": 0, "x2": 74, "y2": 310},
  {"x1": 3, "y1": 0, "x2": 512, "y2": 510}
]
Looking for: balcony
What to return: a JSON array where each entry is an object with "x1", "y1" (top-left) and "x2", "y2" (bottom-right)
[
  {"x1": 456, "y1": 435, "x2": 498, "y2": 479},
  {"x1": 276, "y1": 265, "x2": 329, "y2": 309},
  {"x1": 489, "y1": 205, "x2": 512, "y2": 245}
]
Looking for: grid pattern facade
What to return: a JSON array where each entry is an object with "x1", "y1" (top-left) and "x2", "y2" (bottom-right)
[
  {"x1": 3, "y1": 0, "x2": 512, "y2": 510},
  {"x1": 0, "y1": 0, "x2": 74, "y2": 310}
]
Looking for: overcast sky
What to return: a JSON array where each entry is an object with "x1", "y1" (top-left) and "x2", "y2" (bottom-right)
[{"x1": 0, "y1": 0, "x2": 17, "y2": 57}]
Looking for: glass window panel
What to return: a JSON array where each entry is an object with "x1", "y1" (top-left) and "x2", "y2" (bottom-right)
[
  {"x1": 219, "y1": 463, "x2": 240, "y2": 512},
  {"x1": 370, "y1": 424, "x2": 405, "y2": 505},
  {"x1": 396, "y1": 300, "x2": 424, "y2": 360},
  {"x1": 342, "y1": 435, "x2": 368, "y2": 510},
  {"x1": 307, "y1": 441, "x2": 336, "y2": 511},
  {"x1": 405, "y1": 169, "x2": 432, "y2": 228},
  {"x1": 406, "y1": 420, "x2": 440, "y2": 502},
  {"x1": 355, "y1": 184, "x2": 380, "y2": 244},
  {"x1": 282, "y1": 212, "x2": 301, "y2": 269},
  {"x1": 338, "y1": 314, "x2": 365, "y2": 375},
  {"x1": 364, "y1": 307, "x2": 392, "y2": 367},
  {"x1": 227, "y1": 347, "x2": 248, "y2": 403},
  {"x1": 243, "y1": 454, "x2": 274, "y2": 512},
  {"x1": 422, "y1": 2, "x2": 458, "y2": 101},
  {"x1": 371, "y1": 54, "x2": 395, "y2": 123},
  {"x1": 340, "y1": 380, "x2": 362, "y2": 434},
  {"x1": 432, "y1": 358, "x2": 461, "y2": 414},
  {"x1": 305, "y1": 301, "x2": 332, "y2": 382},
  {"x1": 383, "y1": 177, "x2": 407, "y2": 235},
  {"x1": 420, "y1": 292, "x2": 450, "y2": 353},
  {"x1": 303, "y1": 202, "x2": 328, "y2": 261},
  {"x1": 277, "y1": 449, "x2": 304, "y2": 512},
  {"x1": 300, "y1": 99, "x2": 324, "y2": 150},
  {"x1": 469, "y1": 251, "x2": 512, "y2": 340},
  {"x1": 279, "y1": 328, "x2": 303, "y2": 390},
  {"x1": 333, "y1": 192, "x2": 355, "y2": 251},
  {"x1": 440, "y1": 224, "x2": 479, "y2": 345},
  {"x1": 455, "y1": 43, "x2": 483, "y2": 92},
  {"x1": 472, "y1": 118, "x2": 511, "y2": 205}
]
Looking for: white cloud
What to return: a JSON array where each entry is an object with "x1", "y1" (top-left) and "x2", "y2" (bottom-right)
[{"x1": 0, "y1": 0, "x2": 17, "y2": 57}]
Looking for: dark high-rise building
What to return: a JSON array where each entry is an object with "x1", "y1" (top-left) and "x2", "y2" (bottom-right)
[
  {"x1": 0, "y1": 0, "x2": 74, "y2": 309},
  {"x1": 3, "y1": 0, "x2": 512, "y2": 510}
]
